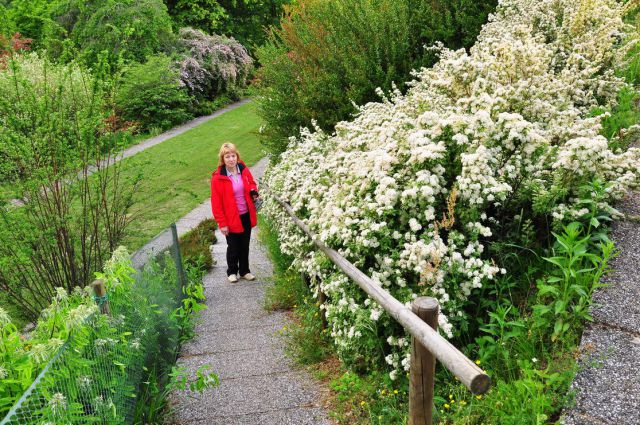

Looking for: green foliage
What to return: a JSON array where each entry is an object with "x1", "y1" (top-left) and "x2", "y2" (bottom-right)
[
  {"x1": 179, "y1": 218, "x2": 218, "y2": 273},
  {"x1": 164, "y1": 0, "x2": 227, "y2": 34},
  {"x1": 0, "y1": 53, "x2": 137, "y2": 319},
  {"x1": 436, "y1": 363, "x2": 575, "y2": 425},
  {"x1": 4, "y1": 0, "x2": 57, "y2": 44},
  {"x1": 131, "y1": 257, "x2": 212, "y2": 423},
  {"x1": 116, "y1": 54, "x2": 193, "y2": 132},
  {"x1": 330, "y1": 370, "x2": 408, "y2": 424},
  {"x1": 532, "y1": 222, "x2": 614, "y2": 343},
  {"x1": 260, "y1": 215, "x2": 298, "y2": 310},
  {"x1": 280, "y1": 290, "x2": 333, "y2": 365},
  {"x1": 595, "y1": 87, "x2": 640, "y2": 149},
  {"x1": 0, "y1": 247, "x2": 212, "y2": 422},
  {"x1": 164, "y1": 0, "x2": 290, "y2": 50},
  {"x1": 0, "y1": 4, "x2": 15, "y2": 37},
  {"x1": 189, "y1": 90, "x2": 243, "y2": 116},
  {"x1": 259, "y1": 215, "x2": 332, "y2": 363},
  {"x1": 49, "y1": 0, "x2": 174, "y2": 67},
  {"x1": 256, "y1": 0, "x2": 497, "y2": 155}
]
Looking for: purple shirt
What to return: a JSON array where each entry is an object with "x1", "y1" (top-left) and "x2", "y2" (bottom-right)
[{"x1": 228, "y1": 169, "x2": 248, "y2": 214}]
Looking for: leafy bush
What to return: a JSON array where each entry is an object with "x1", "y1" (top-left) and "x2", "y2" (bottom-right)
[
  {"x1": 0, "y1": 32, "x2": 32, "y2": 67},
  {"x1": 179, "y1": 218, "x2": 218, "y2": 272},
  {"x1": 164, "y1": 0, "x2": 290, "y2": 50},
  {"x1": 0, "y1": 53, "x2": 137, "y2": 320},
  {"x1": 176, "y1": 27, "x2": 253, "y2": 100},
  {"x1": 0, "y1": 247, "x2": 212, "y2": 422},
  {"x1": 264, "y1": 0, "x2": 640, "y2": 380},
  {"x1": 255, "y1": 0, "x2": 497, "y2": 155},
  {"x1": 0, "y1": 5, "x2": 15, "y2": 38},
  {"x1": 4, "y1": 0, "x2": 56, "y2": 44},
  {"x1": 49, "y1": 0, "x2": 174, "y2": 67},
  {"x1": 116, "y1": 54, "x2": 193, "y2": 132},
  {"x1": 164, "y1": 0, "x2": 227, "y2": 34}
]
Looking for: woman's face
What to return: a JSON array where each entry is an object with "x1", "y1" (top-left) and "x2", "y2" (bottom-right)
[{"x1": 223, "y1": 152, "x2": 238, "y2": 169}]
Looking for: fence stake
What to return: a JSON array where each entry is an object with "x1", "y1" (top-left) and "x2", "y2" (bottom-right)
[
  {"x1": 409, "y1": 297, "x2": 439, "y2": 425},
  {"x1": 92, "y1": 279, "x2": 110, "y2": 315},
  {"x1": 170, "y1": 223, "x2": 187, "y2": 295},
  {"x1": 302, "y1": 272, "x2": 328, "y2": 330},
  {"x1": 317, "y1": 286, "x2": 328, "y2": 330}
]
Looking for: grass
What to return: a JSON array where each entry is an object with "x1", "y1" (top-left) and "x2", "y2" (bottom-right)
[
  {"x1": 119, "y1": 101, "x2": 264, "y2": 250},
  {"x1": 123, "y1": 94, "x2": 246, "y2": 150}
]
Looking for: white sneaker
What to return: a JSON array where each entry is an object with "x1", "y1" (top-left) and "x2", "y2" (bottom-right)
[
  {"x1": 227, "y1": 274, "x2": 238, "y2": 283},
  {"x1": 241, "y1": 273, "x2": 256, "y2": 281}
]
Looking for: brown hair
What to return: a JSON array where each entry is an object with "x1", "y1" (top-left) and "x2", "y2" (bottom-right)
[{"x1": 218, "y1": 142, "x2": 240, "y2": 167}]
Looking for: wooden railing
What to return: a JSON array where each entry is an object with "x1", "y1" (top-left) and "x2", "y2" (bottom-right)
[{"x1": 271, "y1": 194, "x2": 490, "y2": 425}]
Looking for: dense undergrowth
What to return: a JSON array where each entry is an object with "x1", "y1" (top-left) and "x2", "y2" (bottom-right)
[
  {"x1": 179, "y1": 218, "x2": 219, "y2": 272},
  {"x1": 261, "y1": 0, "x2": 640, "y2": 423},
  {"x1": 0, "y1": 245, "x2": 215, "y2": 423}
]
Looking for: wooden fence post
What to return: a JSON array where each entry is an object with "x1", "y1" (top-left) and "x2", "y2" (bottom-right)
[
  {"x1": 302, "y1": 272, "x2": 328, "y2": 330},
  {"x1": 409, "y1": 297, "x2": 439, "y2": 425},
  {"x1": 92, "y1": 279, "x2": 111, "y2": 316},
  {"x1": 317, "y1": 285, "x2": 328, "y2": 331},
  {"x1": 170, "y1": 223, "x2": 187, "y2": 294}
]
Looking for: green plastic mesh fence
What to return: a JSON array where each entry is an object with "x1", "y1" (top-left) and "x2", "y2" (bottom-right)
[{"x1": 1, "y1": 224, "x2": 187, "y2": 425}]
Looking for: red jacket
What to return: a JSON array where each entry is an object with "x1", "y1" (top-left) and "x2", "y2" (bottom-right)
[{"x1": 210, "y1": 161, "x2": 258, "y2": 233}]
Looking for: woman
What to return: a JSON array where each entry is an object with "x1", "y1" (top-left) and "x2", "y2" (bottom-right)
[{"x1": 210, "y1": 142, "x2": 260, "y2": 282}]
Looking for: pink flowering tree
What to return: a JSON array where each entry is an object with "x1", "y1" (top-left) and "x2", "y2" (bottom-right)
[{"x1": 176, "y1": 27, "x2": 253, "y2": 100}]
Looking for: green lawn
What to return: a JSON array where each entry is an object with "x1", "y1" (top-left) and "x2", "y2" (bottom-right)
[{"x1": 119, "y1": 101, "x2": 265, "y2": 250}]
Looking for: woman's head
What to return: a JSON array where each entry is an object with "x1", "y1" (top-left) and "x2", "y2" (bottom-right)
[{"x1": 218, "y1": 142, "x2": 240, "y2": 168}]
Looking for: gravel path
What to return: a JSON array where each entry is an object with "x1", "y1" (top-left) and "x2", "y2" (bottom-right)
[
  {"x1": 151, "y1": 159, "x2": 333, "y2": 425},
  {"x1": 562, "y1": 185, "x2": 640, "y2": 425}
]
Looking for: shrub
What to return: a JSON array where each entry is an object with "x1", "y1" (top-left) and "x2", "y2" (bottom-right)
[
  {"x1": 49, "y1": 0, "x2": 174, "y2": 68},
  {"x1": 164, "y1": 0, "x2": 227, "y2": 35},
  {"x1": 4, "y1": 0, "x2": 56, "y2": 44},
  {"x1": 0, "y1": 5, "x2": 15, "y2": 38},
  {"x1": 0, "y1": 53, "x2": 137, "y2": 319},
  {"x1": 116, "y1": 54, "x2": 193, "y2": 132},
  {"x1": 163, "y1": 0, "x2": 290, "y2": 50},
  {"x1": 255, "y1": 0, "x2": 497, "y2": 155},
  {"x1": 263, "y1": 0, "x2": 640, "y2": 379},
  {"x1": 0, "y1": 32, "x2": 32, "y2": 68},
  {"x1": 176, "y1": 27, "x2": 253, "y2": 101},
  {"x1": 179, "y1": 218, "x2": 218, "y2": 272},
  {"x1": 0, "y1": 247, "x2": 212, "y2": 422}
]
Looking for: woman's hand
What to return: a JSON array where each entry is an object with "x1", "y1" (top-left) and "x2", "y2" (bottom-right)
[{"x1": 221, "y1": 226, "x2": 229, "y2": 236}]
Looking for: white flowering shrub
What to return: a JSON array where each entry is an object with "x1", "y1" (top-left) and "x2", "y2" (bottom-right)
[{"x1": 264, "y1": 0, "x2": 640, "y2": 377}]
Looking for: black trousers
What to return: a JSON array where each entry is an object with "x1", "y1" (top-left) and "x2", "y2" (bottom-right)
[{"x1": 226, "y1": 212, "x2": 251, "y2": 276}]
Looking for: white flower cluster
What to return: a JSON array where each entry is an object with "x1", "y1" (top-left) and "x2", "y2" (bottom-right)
[
  {"x1": 47, "y1": 393, "x2": 67, "y2": 416},
  {"x1": 264, "y1": 0, "x2": 640, "y2": 378}
]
